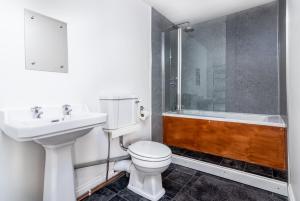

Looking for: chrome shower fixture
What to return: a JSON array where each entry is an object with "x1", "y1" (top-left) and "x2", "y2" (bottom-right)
[{"x1": 167, "y1": 21, "x2": 194, "y2": 32}]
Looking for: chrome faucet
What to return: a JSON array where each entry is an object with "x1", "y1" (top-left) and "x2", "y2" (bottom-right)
[
  {"x1": 62, "y1": 104, "x2": 72, "y2": 116},
  {"x1": 31, "y1": 106, "x2": 43, "y2": 119}
]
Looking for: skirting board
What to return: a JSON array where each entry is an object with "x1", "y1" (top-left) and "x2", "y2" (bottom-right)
[
  {"x1": 172, "y1": 154, "x2": 288, "y2": 196},
  {"x1": 288, "y1": 184, "x2": 296, "y2": 201},
  {"x1": 76, "y1": 170, "x2": 118, "y2": 197}
]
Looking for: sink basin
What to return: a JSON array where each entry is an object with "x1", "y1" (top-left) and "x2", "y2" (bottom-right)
[
  {"x1": 0, "y1": 105, "x2": 106, "y2": 141},
  {"x1": 0, "y1": 105, "x2": 107, "y2": 201}
]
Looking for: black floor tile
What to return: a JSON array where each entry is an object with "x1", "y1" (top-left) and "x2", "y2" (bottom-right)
[
  {"x1": 173, "y1": 164, "x2": 197, "y2": 175},
  {"x1": 244, "y1": 163, "x2": 273, "y2": 178},
  {"x1": 106, "y1": 176, "x2": 129, "y2": 193},
  {"x1": 165, "y1": 170, "x2": 192, "y2": 185},
  {"x1": 179, "y1": 174, "x2": 200, "y2": 192},
  {"x1": 172, "y1": 191, "x2": 198, "y2": 201},
  {"x1": 272, "y1": 193, "x2": 289, "y2": 201},
  {"x1": 158, "y1": 194, "x2": 172, "y2": 201},
  {"x1": 182, "y1": 173, "x2": 280, "y2": 201},
  {"x1": 232, "y1": 183, "x2": 288, "y2": 201},
  {"x1": 183, "y1": 150, "x2": 204, "y2": 160},
  {"x1": 108, "y1": 195, "x2": 127, "y2": 201},
  {"x1": 162, "y1": 163, "x2": 177, "y2": 179},
  {"x1": 162, "y1": 179, "x2": 182, "y2": 198},
  {"x1": 229, "y1": 185, "x2": 275, "y2": 201},
  {"x1": 167, "y1": 163, "x2": 176, "y2": 171},
  {"x1": 220, "y1": 158, "x2": 245, "y2": 171},
  {"x1": 273, "y1": 169, "x2": 288, "y2": 182},
  {"x1": 194, "y1": 171, "x2": 204, "y2": 177},
  {"x1": 162, "y1": 167, "x2": 173, "y2": 179},
  {"x1": 84, "y1": 187, "x2": 116, "y2": 201},
  {"x1": 181, "y1": 174, "x2": 231, "y2": 201},
  {"x1": 170, "y1": 146, "x2": 187, "y2": 156},
  {"x1": 194, "y1": 170, "x2": 242, "y2": 186},
  {"x1": 237, "y1": 184, "x2": 274, "y2": 198},
  {"x1": 118, "y1": 189, "x2": 148, "y2": 201},
  {"x1": 201, "y1": 153, "x2": 223, "y2": 165},
  {"x1": 86, "y1": 163, "x2": 288, "y2": 201}
]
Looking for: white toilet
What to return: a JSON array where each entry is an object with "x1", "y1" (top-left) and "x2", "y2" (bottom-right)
[{"x1": 99, "y1": 95, "x2": 172, "y2": 201}]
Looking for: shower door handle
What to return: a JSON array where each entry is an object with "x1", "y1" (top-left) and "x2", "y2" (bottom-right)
[
  {"x1": 170, "y1": 82, "x2": 176, "y2": 87},
  {"x1": 170, "y1": 78, "x2": 177, "y2": 87}
]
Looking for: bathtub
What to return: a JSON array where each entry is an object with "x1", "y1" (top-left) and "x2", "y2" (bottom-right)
[
  {"x1": 163, "y1": 110, "x2": 286, "y2": 128},
  {"x1": 163, "y1": 110, "x2": 287, "y2": 170}
]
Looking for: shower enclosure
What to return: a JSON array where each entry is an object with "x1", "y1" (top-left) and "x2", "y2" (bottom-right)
[
  {"x1": 161, "y1": 1, "x2": 287, "y2": 170},
  {"x1": 162, "y1": 1, "x2": 286, "y2": 116}
]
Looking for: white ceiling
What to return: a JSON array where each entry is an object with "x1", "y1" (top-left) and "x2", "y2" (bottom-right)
[{"x1": 143, "y1": 0, "x2": 275, "y2": 24}]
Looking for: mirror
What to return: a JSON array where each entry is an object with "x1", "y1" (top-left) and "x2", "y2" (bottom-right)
[{"x1": 24, "y1": 9, "x2": 68, "y2": 73}]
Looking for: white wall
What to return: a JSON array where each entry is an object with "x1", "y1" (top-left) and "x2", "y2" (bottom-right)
[
  {"x1": 0, "y1": 0, "x2": 151, "y2": 200},
  {"x1": 287, "y1": 0, "x2": 300, "y2": 200}
]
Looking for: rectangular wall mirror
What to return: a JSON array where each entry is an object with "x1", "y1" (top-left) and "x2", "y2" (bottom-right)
[{"x1": 24, "y1": 9, "x2": 68, "y2": 73}]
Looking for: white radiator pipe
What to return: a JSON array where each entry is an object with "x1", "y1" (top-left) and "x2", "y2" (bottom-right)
[{"x1": 114, "y1": 160, "x2": 132, "y2": 173}]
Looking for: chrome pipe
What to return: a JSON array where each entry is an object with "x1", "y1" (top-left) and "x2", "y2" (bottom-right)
[
  {"x1": 74, "y1": 155, "x2": 130, "y2": 170},
  {"x1": 177, "y1": 28, "x2": 182, "y2": 111},
  {"x1": 106, "y1": 132, "x2": 111, "y2": 181},
  {"x1": 119, "y1": 136, "x2": 128, "y2": 151},
  {"x1": 161, "y1": 32, "x2": 166, "y2": 112}
]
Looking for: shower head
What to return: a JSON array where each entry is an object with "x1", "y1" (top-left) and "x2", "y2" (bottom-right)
[
  {"x1": 184, "y1": 26, "x2": 194, "y2": 32},
  {"x1": 166, "y1": 21, "x2": 194, "y2": 32}
]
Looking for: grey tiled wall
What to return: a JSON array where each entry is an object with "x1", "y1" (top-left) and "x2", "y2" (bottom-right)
[
  {"x1": 151, "y1": 9, "x2": 173, "y2": 142},
  {"x1": 226, "y1": 1, "x2": 281, "y2": 114},
  {"x1": 278, "y1": 0, "x2": 287, "y2": 116},
  {"x1": 180, "y1": 1, "x2": 286, "y2": 115}
]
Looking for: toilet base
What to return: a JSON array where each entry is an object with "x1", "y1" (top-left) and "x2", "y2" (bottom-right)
[
  {"x1": 127, "y1": 167, "x2": 166, "y2": 201},
  {"x1": 128, "y1": 185, "x2": 165, "y2": 201}
]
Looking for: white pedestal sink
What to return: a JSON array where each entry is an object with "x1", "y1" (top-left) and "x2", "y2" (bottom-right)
[{"x1": 0, "y1": 105, "x2": 106, "y2": 201}]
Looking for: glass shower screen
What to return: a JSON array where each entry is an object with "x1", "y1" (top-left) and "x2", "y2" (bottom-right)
[{"x1": 163, "y1": 18, "x2": 227, "y2": 113}]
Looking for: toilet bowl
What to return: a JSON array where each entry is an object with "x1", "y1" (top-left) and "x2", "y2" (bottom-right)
[{"x1": 115, "y1": 141, "x2": 172, "y2": 201}]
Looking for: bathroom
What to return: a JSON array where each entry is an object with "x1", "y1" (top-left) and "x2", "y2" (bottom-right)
[{"x1": 0, "y1": 0, "x2": 299, "y2": 201}]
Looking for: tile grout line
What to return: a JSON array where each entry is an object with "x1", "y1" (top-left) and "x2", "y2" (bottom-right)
[
  {"x1": 171, "y1": 169, "x2": 198, "y2": 199},
  {"x1": 163, "y1": 164, "x2": 198, "y2": 199},
  {"x1": 219, "y1": 157, "x2": 224, "y2": 166},
  {"x1": 165, "y1": 170, "x2": 195, "y2": 186}
]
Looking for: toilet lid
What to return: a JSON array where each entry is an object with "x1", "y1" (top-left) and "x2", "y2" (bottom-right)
[{"x1": 128, "y1": 141, "x2": 171, "y2": 159}]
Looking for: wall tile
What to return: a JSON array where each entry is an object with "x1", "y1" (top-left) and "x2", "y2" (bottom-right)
[{"x1": 151, "y1": 9, "x2": 174, "y2": 142}]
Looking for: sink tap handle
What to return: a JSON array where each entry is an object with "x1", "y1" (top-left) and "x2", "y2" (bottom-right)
[
  {"x1": 31, "y1": 106, "x2": 43, "y2": 119},
  {"x1": 62, "y1": 104, "x2": 72, "y2": 116}
]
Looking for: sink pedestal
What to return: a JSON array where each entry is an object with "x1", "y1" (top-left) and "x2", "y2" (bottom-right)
[{"x1": 42, "y1": 141, "x2": 76, "y2": 201}]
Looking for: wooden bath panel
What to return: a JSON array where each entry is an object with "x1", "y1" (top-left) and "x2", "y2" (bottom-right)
[{"x1": 163, "y1": 116, "x2": 287, "y2": 170}]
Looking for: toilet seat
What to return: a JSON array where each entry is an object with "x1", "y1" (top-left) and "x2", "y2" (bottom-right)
[
  {"x1": 128, "y1": 141, "x2": 171, "y2": 162},
  {"x1": 129, "y1": 151, "x2": 171, "y2": 162}
]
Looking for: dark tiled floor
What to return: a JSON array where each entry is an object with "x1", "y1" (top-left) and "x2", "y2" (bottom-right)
[
  {"x1": 169, "y1": 146, "x2": 288, "y2": 182},
  {"x1": 84, "y1": 163, "x2": 288, "y2": 201}
]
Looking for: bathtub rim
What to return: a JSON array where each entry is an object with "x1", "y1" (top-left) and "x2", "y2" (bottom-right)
[{"x1": 162, "y1": 112, "x2": 286, "y2": 128}]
